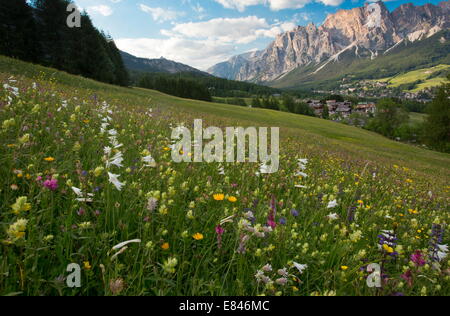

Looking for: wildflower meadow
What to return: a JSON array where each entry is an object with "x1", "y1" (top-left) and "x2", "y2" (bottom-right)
[{"x1": 0, "y1": 56, "x2": 449, "y2": 296}]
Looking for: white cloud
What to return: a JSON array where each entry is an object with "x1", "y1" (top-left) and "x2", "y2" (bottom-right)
[
  {"x1": 317, "y1": 0, "x2": 344, "y2": 6},
  {"x1": 269, "y1": 0, "x2": 312, "y2": 10},
  {"x1": 139, "y1": 4, "x2": 183, "y2": 23},
  {"x1": 115, "y1": 37, "x2": 235, "y2": 70},
  {"x1": 163, "y1": 16, "x2": 272, "y2": 44},
  {"x1": 117, "y1": 7, "x2": 307, "y2": 70},
  {"x1": 214, "y1": 0, "x2": 343, "y2": 11},
  {"x1": 87, "y1": 5, "x2": 113, "y2": 16},
  {"x1": 214, "y1": 0, "x2": 264, "y2": 12}
]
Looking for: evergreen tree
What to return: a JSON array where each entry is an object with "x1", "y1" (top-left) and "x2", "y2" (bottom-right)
[
  {"x1": 322, "y1": 105, "x2": 330, "y2": 119},
  {"x1": 252, "y1": 97, "x2": 261, "y2": 108},
  {"x1": 0, "y1": 0, "x2": 41, "y2": 62},
  {"x1": 422, "y1": 84, "x2": 450, "y2": 152},
  {"x1": 366, "y1": 98, "x2": 409, "y2": 138},
  {"x1": 33, "y1": 0, "x2": 71, "y2": 68},
  {"x1": 282, "y1": 94, "x2": 296, "y2": 113}
]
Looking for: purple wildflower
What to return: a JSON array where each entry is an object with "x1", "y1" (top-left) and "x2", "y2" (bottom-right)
[
  {"x1": 411, "y1": 250, "x2": 426, "y2": 267},
  {"x1": 216, "y1": 225, "x2": 224, "y2": 249}
]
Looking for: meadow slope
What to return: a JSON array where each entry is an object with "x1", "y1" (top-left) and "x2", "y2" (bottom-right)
[{"x1": 0, "y1": 56, "x2": 449, "y2": 296}]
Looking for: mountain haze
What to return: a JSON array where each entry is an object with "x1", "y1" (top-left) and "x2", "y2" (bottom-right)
[{"x1": 120, "y1": 51, "x2": 208, "y2": 75}]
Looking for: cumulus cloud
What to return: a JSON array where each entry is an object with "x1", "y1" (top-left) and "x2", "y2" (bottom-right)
[
  {"x1": 269, "y1": 0, "x2": 313, "y2": 10},
  {"x1": 162, "y1": 16, "x2": 273, "y2": 44},
  {"x1": 214, "y1": 0, "x2": 264, "y2": 12},
  {"x1": 87, "y1": 5, "x2": 113, "y2": 16},
  {"x1": 317, "y1": 0, "x2": 345, "y2": 6},
  {"x1": 214, "y1": 0, "x2": 343, "y2": 11},
  {"x1": 117, "y1": 15, "x2": 301, "y2": 69},
  {"x1": 115, "y1": 37, "x2": 235, "y2": 70},
  {"x1": 139, "y1": 4, "x2": 184, "y2": 23}
]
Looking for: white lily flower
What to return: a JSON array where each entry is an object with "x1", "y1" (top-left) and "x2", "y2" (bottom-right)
[
  {"x1": 437, "y1": 244, "x2": 448, "y2": 252},
  {"x1": 295, "y1": 171, "x2": 308, "y2": 178},
  {"x1": 142, "y1": 155, "x2": 156, "y2": 167},
  {"x1": 293, "y1": 262, "x2": 308, "y2": 274},
  {"x1": 108, "y1": 172, "x2": 125, "y2": 191},
  {"x1": 104, "y1": 146, "x2": 112, "y2": 155},
  {"x1": 220, "y1": 215, "x2": 236, "y2": 226},
  {"x1": 109, "y1": 137, "x2": 123, "y2": 149},
  {"x1": 327, "y1": 213, "x2": 339, "y2": 220},
  {"x1": 437, "y1": 251, "x2": 448, "y2": 261},
  {"x1": 71, "y1": 187, "x2": 83, "y2": 196},
  {"x1": 327, "y1": 200, "x2": 338, "y2": 208},
  {"x1": 112, "y1": 239, "x2": 141, "y2": 251},
  {"x1": 108, "y1": 129, "x2": 118, "y2": 136},
  {"x1": 106, "y1": 151, "x2": 124, "y2": 168}
]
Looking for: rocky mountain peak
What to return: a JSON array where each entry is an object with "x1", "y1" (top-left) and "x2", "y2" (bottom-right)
[{"x1": 208, "y1": 1, "x2": 450, "y2": 83}]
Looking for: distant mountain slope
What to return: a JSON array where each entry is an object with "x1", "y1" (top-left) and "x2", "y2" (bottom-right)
[
  {"x1": 120, "y1": 51, "x2": 208, "y2": 75},
  {"x1": 271, "y1": 29, "x2": 450, "y2": 90},
  {"x1": 207, "y1": 50, "x2": 262, "y2": 80},
  {"x1": 208, "y1": 1, "x2": 450, "y2": 88}
]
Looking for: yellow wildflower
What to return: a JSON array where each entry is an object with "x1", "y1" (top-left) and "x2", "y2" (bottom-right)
[
  {"x1": 161, "y1": 242, "x2": 170, "y2": 250},
  {"x1": 11, "y1": 196, "x2": 31, "y2": 214},
  {"x1": 6, "y1": 218, "x2": 28, "y2": 242},
  {"x1": 228, "y1": 196, "x2": 237, "y2": 203},
  {"x1": 192, "y1": 233, "x2": 204, "y2": 241},
  {"x1": 213, "y1": 194, "x2": 225, "y2": 201},
  {"x1": 383, "y1": 244, "x2": 394, "y2": 253}
]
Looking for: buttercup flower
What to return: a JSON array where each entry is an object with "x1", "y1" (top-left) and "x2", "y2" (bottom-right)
[{"x1": 193, "y1": 233, "x2": 204, "y2": 241}]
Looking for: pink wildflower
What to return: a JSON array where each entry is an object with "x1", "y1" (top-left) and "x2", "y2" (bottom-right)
[
  {"x1": 43, "y1": 178, "x2": 58, "y2": 191},
  {"x1": 411, "y1": 250, "x2": 426, "y2": 267}
]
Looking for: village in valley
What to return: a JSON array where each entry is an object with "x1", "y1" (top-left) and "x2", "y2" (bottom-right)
[
  {"x1": 313, "y1": 79, "x2": 434, "y2": 103},
  {"x1": 305, "y1": 99, "x2": 376, "y2": 119}
]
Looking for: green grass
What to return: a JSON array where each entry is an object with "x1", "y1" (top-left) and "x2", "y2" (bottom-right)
[
  {"x1": 0, "y1": 55, "x2": 449, "y2": 296},
  {"x1": 376, "y1": 64, "x2": 449, "y2": 91},
  {"x1": 411, "y1": 77, "x2": 449, "y2": 92},
  {"x1": 409, "y1": 112, "x2": 427, "y2": 126}
]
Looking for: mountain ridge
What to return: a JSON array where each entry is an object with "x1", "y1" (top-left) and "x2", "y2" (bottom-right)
[
  {"x1": 120, "y1": 51, "x2": 209, "y2": 76},
  {"x1": 208, "y1": 1, "x2": 450, "y2": 86}
]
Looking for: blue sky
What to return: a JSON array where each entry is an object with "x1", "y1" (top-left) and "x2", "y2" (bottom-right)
[{"x1": 73, "y1": 0, "x2": 444, "y2": 70}]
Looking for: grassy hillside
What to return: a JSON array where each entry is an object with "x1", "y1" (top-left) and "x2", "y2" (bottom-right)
[
  {"x1": 0, "y1": 55, "x2": 449, "y2": 296},
  {"x1": 409, "y1": 112, "x2": 427, "y2": 126},
  {"x1": 375, "y1": 64, "x2": 450, "y2": 92},
  {"x1": 272, "y1": 30, "x2": 450, "y2": 90}
]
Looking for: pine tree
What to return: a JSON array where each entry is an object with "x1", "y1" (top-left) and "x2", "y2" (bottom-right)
[
  {"x1": 0, "y1": 0, "x2": 41, "y2": 62},
  {"x1": 33, "y1": 0, "x2": 72, "y2": 68},
  {"x1": 422, "y1": 84, "x2": 450, "y2": 152},
  {"x1": 322, "y1": 105, "x2": 330, "y2": 119},
  {"x1": 252, "y1": 97, "x2": 261, "y2": 108}
]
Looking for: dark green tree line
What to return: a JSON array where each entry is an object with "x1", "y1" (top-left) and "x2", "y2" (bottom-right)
[
  {"x1": 138, "y1": 74, "x2": 212, "y2": 102},
  {"x1": 0, "y1": 0, "x2": 128, "y2": 86}
]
